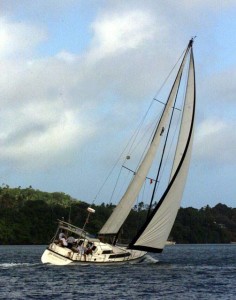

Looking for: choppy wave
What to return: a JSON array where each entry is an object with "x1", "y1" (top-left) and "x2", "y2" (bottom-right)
[
  {"x1": 0, "y1": 262, "x2": 40, "y2": 269},
  {"x1": 0, "y1": 244, "x2": 235, "y2": 299},
  {"x1": 142, "y1": 254, "x2": 159, "y2": 263}
]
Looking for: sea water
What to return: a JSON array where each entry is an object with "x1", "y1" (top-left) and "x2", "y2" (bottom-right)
[{"x1": 0, "y1": 244, "x2": 235, "y2": 299}]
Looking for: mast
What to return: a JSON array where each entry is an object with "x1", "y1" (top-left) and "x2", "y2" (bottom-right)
[
  {"x1": 99, "y1": 41, "x2": 192, "y2": 237},
  {"x1": 129, "y1": 39, "x2": 195, "y2": 252},
  {"x1": 146, "y1": 70, "x2": 182, "y2": 218},
  {"x1": 147, "y1": 39, "x2": 194, "y2": 218}
]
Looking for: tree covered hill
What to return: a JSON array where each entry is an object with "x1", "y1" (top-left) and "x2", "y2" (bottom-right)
[{"x1": 0, "y1": 185, "x2": 235, "y2": 245}]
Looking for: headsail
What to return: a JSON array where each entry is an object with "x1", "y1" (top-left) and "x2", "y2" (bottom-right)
[
  {"x1": 129, "y1": 41, "x2": 195, "y2": 252},
  {"x1": 99, "y1": 40, "x2": 194, "y2": 236}
]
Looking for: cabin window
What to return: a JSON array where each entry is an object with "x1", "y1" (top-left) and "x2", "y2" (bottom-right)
[
  {"x1": 109, "y1": 253, "x2": 131, "y2": 258},
  {"x1": 102, "y1": 250, "x2": 113, "y2": 254}
]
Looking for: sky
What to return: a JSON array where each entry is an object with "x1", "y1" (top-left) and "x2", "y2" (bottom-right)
[{"x1": 0, "y1": 0, "x2": 236, "y2": 209}]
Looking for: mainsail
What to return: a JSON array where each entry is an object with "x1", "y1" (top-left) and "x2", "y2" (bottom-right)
[
  {"x1": 129, "y1": 42, "x2": 195, "y2": 252},
  {"x1": 99, "y1": 39, "x2": 195, "y2": 238}
]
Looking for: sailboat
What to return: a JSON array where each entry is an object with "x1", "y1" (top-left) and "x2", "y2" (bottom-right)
[{"x1": 41, "y1": 38, "x2": 196, "y2": 265}]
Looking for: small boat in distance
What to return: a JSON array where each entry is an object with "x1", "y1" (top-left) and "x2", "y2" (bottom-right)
[
  {"x1": 41, "y1": 38, "x2": 196, "y2": 265},
  {"x1": 166, "y1": 240, "x2": 176, "y2": 246}
]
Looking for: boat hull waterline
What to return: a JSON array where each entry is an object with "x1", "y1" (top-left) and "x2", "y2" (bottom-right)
[{"x1": 41, "y1": 243, "x2": 146, "y2": 266}]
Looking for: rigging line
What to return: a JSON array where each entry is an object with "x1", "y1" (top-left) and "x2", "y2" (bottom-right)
[
  {"x1": 92, "y1": 146, "x2": 132, "y2": 204},
  {"x1": 156, "y1": 106, "x2": 182, "y2": 193},
  {"x1": 138, "y1": 181, "x2": 147, "y2": 220},
  {"x1": 135, "y1": 179, "x2": 149, "y2": 233},
  {"x1": 138, "y1": 106, "x2": 163, "y2": 149},
  {"x1": 153, "y1": 98, "x2": 166, "y2": 105},
  {"x1": 141, "y1": 177, "x2": 147, "y2": 205},
  {"x1": 122, "y1": 165, "x2": 157, "y2": 182},
  {"x1": 154, "y1": 98, "x2": 182, "y2": 112},
  {"x1": 169, "y1": 54, "x2": 191, "y2": 180},
  {"x1": 145, "y1": 43, "x2": 193, "y2": 218},
  {"x1": 129, "y1": 119, "x2": 160, "y2": 170},
  {"x1": 158, "y1": 108, "x2": 182, "y2": 185},
  {"x1": 150, "y1": 49, "x2": 191, "y2": 195},
  {"x1": 153, "y1": 47, "x2": 187, "y2": 100},
  {"x1": 108, "y1": 166, "x2": 131, "y2": 205},
  {"x1": 107, "y1": 166, "x2": 123, "y2": 205},
  {"x1": 156, "y1": 58, "x2": 189, "y2": 186},
  {"x1": 147, "y1": 67, "x2": 184, "y2": 219},
  {"x1": 92, "y1": 100, "x2": 155, "y2": 204},
  {"x1": 131, "y1": 46, "x2": 188, "y2": 161},
  {"x1": 126, "y1": 45, "x2": 188, "y2": 156},
  {"x1": 125, "y1": 99, "x2": 157, "y2": 155},
  {"x1": 129, "y1": 43, "x2": 185, "y2": 156},
  {"x1": 92, "y1": 45, "x2": 187, "y2": 205},
  {"x1": 135, "y1": 128, "x2": 156, "y2": 172},
  {"x1": 122, "y1": 165, "x2": 136, "y2": 174},
  {"x1": 131, "y1": 108, "x2": 163, "y2": 173}
]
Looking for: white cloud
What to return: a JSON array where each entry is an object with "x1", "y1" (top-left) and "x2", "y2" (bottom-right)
[
  {"x1": 88, "y1": 10, "x2": 160, "y2": 60},
  {"x1": 204, "y1": 68, "x2": 236, "y2": 103},
  {"x1": 0, "y1": 101, "x2": 95, "y2": 169},
  {"x1": 0, "y1": 15, "x2": 96, "y2": 170},
  {"x1": 0, "y1": 17, "x2": 46, "y2": 59},
  {"x1": 56, "y1": 51, "x2": 77, "y2": 63},
  {"x1": 0, "y1": 2, "x2": 236, "y2": 208},
  {"x1": 195, "y1": 118, "x2": 236, "y2": 164}
]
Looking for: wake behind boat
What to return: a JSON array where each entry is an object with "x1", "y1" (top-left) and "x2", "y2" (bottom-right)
[{"x1": 41, "y1": 38, "x2": 196, "y2": 265}]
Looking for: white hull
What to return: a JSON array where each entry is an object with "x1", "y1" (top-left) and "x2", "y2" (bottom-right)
[{"x1": 41, "y1": 242, "x2": 146, "y2": 266}]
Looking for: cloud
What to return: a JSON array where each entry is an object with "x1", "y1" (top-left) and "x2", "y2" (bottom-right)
[
  {"x1": 0, "y1": 17, "x2": 46, "y2": 59},
  {"x1": 0, "y1": 8, "x2": 221, "y2": 174},
  {"x1": 56, "y1": 51, "x2": 77, "y2": 63},
  {"x1": 0, "y1": 101, "x2": 95, "y2": 170},
  {"x1": 194, "y1": 118, "x2": 236, "y2": 164},
  {"x1": 0, "y1": 17, "x2": 96, "y2": 170},
  {"x1": 88, "y1": 10, "x2": 159, "y2": 60},
  {"x1": 204, "y1": 67, "x2": 236, "y2": 104},
  {"x1": 0, "y1": 2, "x2": 236, "y2": 209}
]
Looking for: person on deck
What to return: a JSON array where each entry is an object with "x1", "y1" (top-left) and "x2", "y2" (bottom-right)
[
  {"x1": 59, "y1": 232, "x2": 68, "y2": 247},
  {"x1": 67, "y1": 236, "x2": 77, "y2": 249},
  {"x1": 77, "y1": 243, "x2": 87, "y2": 261},
  {"x1": 85, "y1": 242, "x2": 94, "y2": 255}
]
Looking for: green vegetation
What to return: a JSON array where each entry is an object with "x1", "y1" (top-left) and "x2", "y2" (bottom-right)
[{"x1": 0, "y1": 185, "x2": 235, "y2": 245}]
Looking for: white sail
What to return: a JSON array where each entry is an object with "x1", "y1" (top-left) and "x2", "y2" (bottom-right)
[
  {"x1": 99, "y1": 47, "x2": 191, "y2": 236},
  {"x1": 130, "y1": 47, "x2": 195, "y2": 252},
  {"x1": 170, "y1": 49, "x2": 195, "y2": 179}
]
